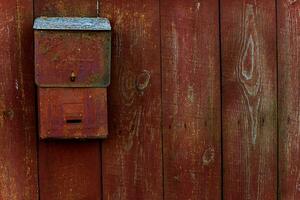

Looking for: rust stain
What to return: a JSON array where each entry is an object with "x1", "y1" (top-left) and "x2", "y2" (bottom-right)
[
  {"x1": 35, "y1": 31, "x2": 111, "y2": 87},
  {"x1": 38, "y1": 88, "x2": 108, "y2": 139}
]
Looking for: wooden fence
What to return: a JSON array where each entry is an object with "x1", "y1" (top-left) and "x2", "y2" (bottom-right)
[{"x1": 0, "y1": 0, "x2": 299, "y2": 199}]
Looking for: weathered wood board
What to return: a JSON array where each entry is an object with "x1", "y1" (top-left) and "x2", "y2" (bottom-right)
[
  {"x1": 38, "y1": 141, "x2": 101, "y2": 199},
  {"x1": 1, "y1": 0, "x2": 297, "y2": 199},
  {"x1": 100, "y1": 0, "x2": 163, "y2": 199},
  {"x1": 35, "y1": 0, "x2": 98, "y2": 17},
  {"x1": 0, "y1": 0, "x2": 38, "y2": 199},
  {"x1": 34, "y1": 0, "x2": 102, "y2": 199},
  {"x1": 161, "y1": 0, "x2": 222, "y2": 199},
  {"x1": 221, "y1": 0, "x2": 277, "y2": 199},
  {"x1": 278, "y1": 0, "x2": 300, "y2": 199}
]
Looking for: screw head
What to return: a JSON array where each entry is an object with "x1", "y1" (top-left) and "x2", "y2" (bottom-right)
[{"x1": 70, "y1": 71, "x2": 76, "y2": 82}]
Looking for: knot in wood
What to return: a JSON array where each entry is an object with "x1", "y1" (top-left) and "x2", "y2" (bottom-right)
[
  {"x1": 2, "y1": 109, "x2": 14, "y2": 120},
  {"x1": 136, "y1": 70, "x2": 151, "y2": 91}
]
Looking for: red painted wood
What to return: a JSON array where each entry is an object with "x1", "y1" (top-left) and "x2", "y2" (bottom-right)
[
  {"x1": 221, "y1": 0, "x2": 277, "y2": 199},
  {"x1": 39, "y1": 141, "x2": 101, "y2": 199},
  {"x1": 35, "y1": 0, "x2": 97, "y2": 17},
  {"x1": 161, "y1": 1, "x2": 221, "y2": 199},
  {"x1": 100, "y1": 0, "x2": 163, "y2": 199},
  {"x1": 278, "y1": 1, "x2": 300, "y2": 199},
  {"x1": 35, "y1": 0, "x2": 102, "y2": 199},
  {"x1": 0, "y1": 0, "x2": 38, "y2": 199}
]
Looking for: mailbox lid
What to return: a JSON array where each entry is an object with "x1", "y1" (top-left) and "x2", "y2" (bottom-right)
[{"x1": 34, "y1": 17, "x2": 111, "y2": 88}]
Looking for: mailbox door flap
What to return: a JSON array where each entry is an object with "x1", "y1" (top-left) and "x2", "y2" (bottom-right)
[
  {"x1": 38, "y1": 88, "x2": 108, "y2": 139},
  {"x1": 35, "y1": 30, "x2": 111, "y2": 88}
]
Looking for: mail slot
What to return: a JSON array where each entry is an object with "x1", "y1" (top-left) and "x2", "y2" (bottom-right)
[{"x1": 34, "y1": 17, "x2": 111, "y2": 139}]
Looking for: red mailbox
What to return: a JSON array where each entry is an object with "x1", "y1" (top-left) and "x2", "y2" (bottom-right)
[{"x1": 34, "y1": 17, "x2": 111, "y2": 139}]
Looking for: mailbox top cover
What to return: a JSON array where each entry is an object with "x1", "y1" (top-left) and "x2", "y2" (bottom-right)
[{"x1": 33, "y1": 17, "x2": 111, "y2": 31}]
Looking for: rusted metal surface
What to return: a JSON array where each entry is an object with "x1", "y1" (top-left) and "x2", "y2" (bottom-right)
[
  {"x1": 38, "y1": 88, "x2": 108, "y2": 139},
  {"x1": 0, "y1": 0, "x2": 38, "y2": 199},
  {"x1": 161, "y1": 0, "x2": 221, "y2": 199},
  {"x1": 221, "y1": 0, "x2": 277, "y2": 199},
  {"x1": 34, "y1": 17, "x2": 111, "y2": 30},
  {"x1": 35, "y1": 17, "x2": 111, "y2": 139},
  {"x1": 35, "y1": 28, "x2": 111, "y2": 88}
]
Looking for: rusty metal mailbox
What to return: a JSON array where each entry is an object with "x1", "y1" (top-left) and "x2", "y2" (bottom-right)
[{"x1": 34, "y1": 17, "x2": 111, "y2": 139}]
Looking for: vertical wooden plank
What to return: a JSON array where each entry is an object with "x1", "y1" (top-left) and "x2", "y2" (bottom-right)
[
  {"x1": 278, "y1": 1, "x2": 300, "y2": 199},
  {"x1": 100, "y1": 0, "x2": 163, "y2": 199},
  {"x1": 0, "y1": 0, "x2": 38, "y2": 199},
  {"x1": 221, "y1": 0, "x2": 277, "y2": 199},
  {"x1": 34, "y1": 1, "x2": 102, "y2": 199},
  {"x1": 161, "y1": 1, "x2": 221, "y2": 199},
  {"x1": 38, "y1": 141, "x2": 101, "y2": 200},
  {"x1": 35, "y1": 0, "x2": 97, "y2": 17}
]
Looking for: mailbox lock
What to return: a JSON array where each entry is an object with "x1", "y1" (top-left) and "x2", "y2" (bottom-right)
[{"x1": 70, "y1": 71, "x2": 76, "y2": 82}]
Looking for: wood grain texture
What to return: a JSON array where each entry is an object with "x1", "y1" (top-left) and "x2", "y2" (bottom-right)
[
  {"x1": 100, "y1": 0, "x2": 163, "y2": 199},
  {"x1": 35, "y1": 0, "x2": 102, "y2": 199},
  {"x1": 161, "y1": 1, "x2": 221, "y2": 199},
  {"x1": 39, "y1": 141, "x2": 101, "y2": 199},
  {"x1": 221, "y1": 0, "x2": 277, "y2": 199},
  {"x1": 278, "y1": 0, "x2": 300, "y2": 199},
  {"x1": 35, "y1": 0, "x2": 97, "y2": 17},
  {"x1": 0, "y1": 0, "x2": 38, "y2": 199}
]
